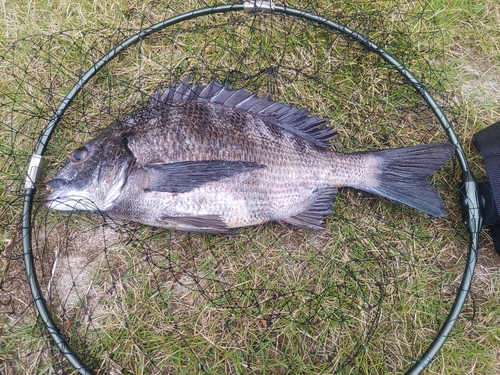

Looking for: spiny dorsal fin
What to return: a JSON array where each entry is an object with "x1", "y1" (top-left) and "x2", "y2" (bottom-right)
[{"x1": 151, "y1": 77, "x2": 337, "y2": 148}]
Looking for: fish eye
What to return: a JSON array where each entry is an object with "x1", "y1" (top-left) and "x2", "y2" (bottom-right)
[{"x1": 70, "y1": 146, "x2": 89, "y2": 163}]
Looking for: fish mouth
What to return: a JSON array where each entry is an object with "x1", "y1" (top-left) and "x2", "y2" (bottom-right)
[
  {"x1": 46, "y1": 178, "x2": 98, "y2": 211},
  {"x1": 46, "y1": 190, "x2": 97, "y2": 212}
]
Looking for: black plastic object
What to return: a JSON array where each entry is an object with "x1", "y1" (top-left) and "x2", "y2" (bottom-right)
[
  {"x1": 474, "y1": 120, "x2": 500, "y2": 254},
  {"x1": 477, "y1": 181, "x2": 500, "y2": 225},
  {"x1": 21, "y1": 3, "x2": 481, "y2": 375}
]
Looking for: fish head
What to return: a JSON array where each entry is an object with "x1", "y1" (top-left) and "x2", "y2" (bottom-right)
[{"x1": 46, "y1": 133, "x2": 136, "y2": 212}]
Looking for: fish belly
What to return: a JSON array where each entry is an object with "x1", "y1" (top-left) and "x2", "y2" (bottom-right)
[{"x1": 111, "y1": 158, "x2": 340, "y2": 232}]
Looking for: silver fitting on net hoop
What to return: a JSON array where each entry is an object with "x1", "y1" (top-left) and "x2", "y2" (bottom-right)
[
  {"x1": 25, "y1": 154, "x2": 42, "y2": 190},
  {"x1": 243, "y1": 1, "x2": 275, "y2": 14}
]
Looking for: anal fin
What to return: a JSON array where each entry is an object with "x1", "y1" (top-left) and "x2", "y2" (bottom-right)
[{"x1": 281, "y1": 187, "x2": 337, "y2": 229}]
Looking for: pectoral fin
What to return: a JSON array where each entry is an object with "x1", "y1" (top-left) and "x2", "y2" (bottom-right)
[{"x1": 144, "y1": 160, "x2": 265, "y2": 193}]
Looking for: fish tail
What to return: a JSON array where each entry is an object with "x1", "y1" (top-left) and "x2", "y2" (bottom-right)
[{"x1": 361, "y1": 142, "x2": 454, "y2": 216}]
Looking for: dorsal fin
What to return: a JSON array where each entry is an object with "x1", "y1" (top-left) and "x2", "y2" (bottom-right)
[{"x1": 150, "y1": 77, "x2": 337, "y2": 148}]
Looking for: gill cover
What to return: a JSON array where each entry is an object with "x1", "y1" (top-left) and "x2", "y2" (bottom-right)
[{"x1": 97, "y1": 136, "x2": 136, "y2": 210}]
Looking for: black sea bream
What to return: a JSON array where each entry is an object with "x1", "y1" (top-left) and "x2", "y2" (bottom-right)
[{"x1": 46, "y1": 79, "x2": 454, "y2": 233}]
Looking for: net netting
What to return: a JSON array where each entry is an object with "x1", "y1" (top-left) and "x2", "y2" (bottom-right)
[{"x1": 1, "y1": 1, "x2": 471, "y2": 374}]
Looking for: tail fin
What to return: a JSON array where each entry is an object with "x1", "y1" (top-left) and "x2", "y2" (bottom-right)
[{"x1": 364, "y1": 142, "x2": 454, "y2": 216}]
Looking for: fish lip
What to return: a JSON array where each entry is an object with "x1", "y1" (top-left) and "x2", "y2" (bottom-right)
[
  {"x1": 46, "y1": 178, "x2": 69, "y2": 189},
  {"x1": 45, "y1": 190, "x2": 62, "y2": 208}
]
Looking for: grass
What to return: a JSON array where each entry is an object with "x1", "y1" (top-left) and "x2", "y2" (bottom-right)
[{"x1": 1, "y1": 0, "x2": 500, "y2": 374}]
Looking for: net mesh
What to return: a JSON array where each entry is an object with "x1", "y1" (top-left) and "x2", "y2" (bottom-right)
[{"x1": 1, "y1": 1, "x2": 470, "y2": 374}]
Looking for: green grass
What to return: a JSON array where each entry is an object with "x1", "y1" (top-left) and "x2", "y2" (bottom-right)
[{"x1": 1, "y1": 0, "x2": 500, "y2": 374}]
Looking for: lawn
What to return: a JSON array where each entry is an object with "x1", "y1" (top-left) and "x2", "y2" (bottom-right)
[{"x1": 1, "y1": 1, "x2": 499, "y2": 374}]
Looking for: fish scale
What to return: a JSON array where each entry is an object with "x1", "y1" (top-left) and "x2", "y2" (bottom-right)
[{"x1": 46, "y1": 78, "x2": 454, "y2": 234}]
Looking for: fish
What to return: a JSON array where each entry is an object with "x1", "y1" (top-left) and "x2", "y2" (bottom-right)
[{"x1": 46, "y1": 78, "x2": 454, "y2": 234}]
